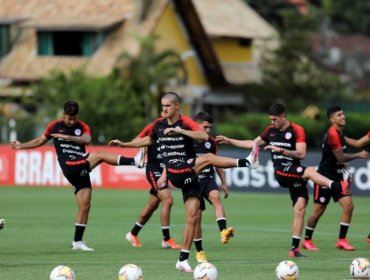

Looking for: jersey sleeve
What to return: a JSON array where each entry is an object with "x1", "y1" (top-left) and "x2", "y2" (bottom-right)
[
  {"x1": 181, "y1": 115, "x2": 202, "y2": 131},
  {"x1": 327, "y1": 126, "x2": 343, "y2": 150},
  {"x1": 260, "y1": 126, "x2": 272, "y2": 142},
  {"x1": 292, "y1": 122, "x2": 306, "y2": 143},
  {"x1": 210, "y1": 137, "x2": 218, "y2": 154},
  {"x1": 137, "y1": 123, "x2": 154, "y2": 138},
  {"x1": 43, "y1": 120, "x2": 58, "y2": 139},
  {"x1": 79, "y1": 121, "x2": 91, "y2": 135},
  {"x1": 148, "y1": 118, "x2": 162, "y2": 138},
  {"x1": 367, "y1": 131, "x2": 370, "y2": 138}
]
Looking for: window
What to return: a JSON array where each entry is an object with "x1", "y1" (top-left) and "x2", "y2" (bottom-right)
[
  {"x1": 0, "y1": 25, "x2": 10, "y2": 57},
  {"x1": 37, "y1": 31, "x2": 106, "y2": 57}
]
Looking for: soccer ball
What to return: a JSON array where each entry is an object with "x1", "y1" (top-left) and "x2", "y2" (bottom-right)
[
  {"x1": 275, "y1": 260, "x2": 299, "y2": 280},
  {"x1": 194, "y1": 262, "x2": 218, "y2": 280},
  {"x1": 350, "y1": 258, "x2": 370, "y2": 279},
  {"x1": 49, "y1": 265, "x2": 75, "y2": 280},
  {"x1": 118, "y1": 264, "x2": 143, "y2": 280}
]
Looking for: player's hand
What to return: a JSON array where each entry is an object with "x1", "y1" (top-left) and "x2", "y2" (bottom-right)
[
  {"x1": 264, "y1": 145, "x2": 283, "y2": 153},
  {"x1": 215, "y1": 135, "x2": 229, "y2": 144},
  {"x1": 50, "y1": 133, "x2": 69, "y2": 140},
  {"x1": 10, "y1": 140, "x2": 21, "y2": 149},
  {"x1": 108, "y1": 139, "x2": 123, "y2": 147},
  {"x1": 221, "y1": 183, "x2": 229, "y2": 199},
  {"x1": 164, "y1": 127, "x2": 182, "y2": 135},
  {"x1": 359, "y1": 150, "x2": 369, "y2": 159}
]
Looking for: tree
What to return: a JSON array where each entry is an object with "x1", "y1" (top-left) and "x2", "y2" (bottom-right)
[
  {"x1": 117, "y1": 35, "x2": 187, "y2": 120},
  {"x1": 23, "y1": 70, "x2": 145, "y2": 144}
]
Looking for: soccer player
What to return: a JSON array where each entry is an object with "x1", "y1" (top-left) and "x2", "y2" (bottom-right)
[
  {"x1": 109, "y1": 92, "x2": 259, "y2": 272},
  {"x1": 216, "y1": 102, "x2": 350, "y2": 258},
  {"x1": 192, "y1": 111, "x2": 234, "y2": 263},
  {"x1": 125, "y1": 112, "x2": 181, "y2": 249},
  {"x1": 10, "y1": 100, "x2": 144, "y2": 251},
  {"x1": 302, "y1": 106, "x2": 368, "y2": 251}
]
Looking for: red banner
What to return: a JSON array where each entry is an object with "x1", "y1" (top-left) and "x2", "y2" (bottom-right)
[{"x1": 0, "y1": 145, "x2": 148, "y2": 190}]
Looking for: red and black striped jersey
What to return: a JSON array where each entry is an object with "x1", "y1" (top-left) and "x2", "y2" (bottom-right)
[
  {"x1": 260, "y1": 122, "x2": 306, "y2": 169},
  {"x1": 43, "y1": 120, "x2": 90, "y2": 164},
  {"x1": 149, "y1": 115, "x2": 201, "y2": 168}
]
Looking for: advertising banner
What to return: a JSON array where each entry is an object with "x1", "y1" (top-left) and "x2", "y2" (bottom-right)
[{"x1": 0, "y1": 145, "x2": 369, "y2": 195}]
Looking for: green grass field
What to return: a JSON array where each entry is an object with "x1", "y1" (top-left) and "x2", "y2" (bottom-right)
[{"x1": 0, "y1": 186, "x2": 369, "y2": 279}]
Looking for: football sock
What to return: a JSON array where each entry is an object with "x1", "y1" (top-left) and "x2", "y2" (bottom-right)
[
  {"x1": 161, "y1": 226, "x2": 170, "y2": 241},
  {"x1": 179, "y1": 250, "x2": 190, "y2": 261},
  {"x1": 74, "y1": 223, "x2": 86, "y2": 242},
  {"x1": 304, "y1": 226, "x2": 314, "y2": 240},
  {"x1": 118, "y1": 155, "x2": 135, "y2": 165},
  {"x1": 216, "y1": 218, "x2": 227, "y2": 231},
  {"x1": 131, "y1": 222, "x2": 143, "y2": 236},
  {"x1": 291, "y1": 236, "x2": 301, "y2": 250},
  {"x1": 339, "y1": 222, "x2": 350, "y2": 239},
  {"x1": 193, "y1": 239, "x2": 203, "y2": 252},
  {"x1": 237, "y1": 159, "x2": 249, "y2": 167}
]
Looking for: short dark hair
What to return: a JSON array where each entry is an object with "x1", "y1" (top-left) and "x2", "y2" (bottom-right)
[
  {"x1": 194, "y1": 111, "x2": 213, "y2": 123},
  {"x1": 268, "y1": 103, "x2": 286, "y2": 116},
  {"x1": 64, "y1": 100, "x2": 79, "y2": 116},
  {"x1": 326, "y1": 106, "x2": 341, "y2": 118},
  {"x1": 161, "y1": 92, "x2": 181, "y2": 103}
]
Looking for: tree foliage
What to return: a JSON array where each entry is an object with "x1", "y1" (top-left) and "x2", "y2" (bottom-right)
[{"x1": 24, "y1": 70, "x2": 146, "y2": 144}]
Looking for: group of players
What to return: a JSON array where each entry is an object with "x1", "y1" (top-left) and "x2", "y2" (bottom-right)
[{"x1": 6, "y1": 92, "x2": 370, "y2": 273}]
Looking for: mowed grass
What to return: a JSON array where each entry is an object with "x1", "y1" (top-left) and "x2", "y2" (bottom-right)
[{"x1": 0, "y1": 186, "x2": 369, "y2": 279}]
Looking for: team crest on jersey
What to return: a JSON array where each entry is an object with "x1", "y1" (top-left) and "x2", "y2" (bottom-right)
[
  {"x1": 285, "y1": 132, "x2": 292, "y2": 140},
  {"x1": 296, "y1": 166, "x2": 303, "y2": 173},
  {"x1": 74, "y1": 128, "x2": 82, "y2": 136},
  {"x1": 187, "y1": 158, "x2": 194, "y2": 164},
  {"x1": 204, "y1": 141, "x2": 211, "y2": 149},
  {"x1": 319, "y1": 196, "x2": 326, "y2": 203}
]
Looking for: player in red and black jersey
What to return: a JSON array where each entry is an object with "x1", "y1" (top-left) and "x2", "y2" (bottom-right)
[
  {"x1": 10, "y1": 100, "x2": 144, "y2": 251},
  {"x1": 109, "y1": 92, "x2": 259, "y2": 273},
  {"x1": 303, "y1": 106, "x2": 368, "y2": 251},
  {"x1": 217, "y1": 103, "x2": 350, "y2": 258},
  {"x1": 192, "y1": 111, "x2": 234, "y2": 263},
  {"x1": 125, "y1": 112, "x2": 181, "y2": 250}
]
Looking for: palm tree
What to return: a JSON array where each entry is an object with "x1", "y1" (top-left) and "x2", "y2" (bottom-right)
[{"x1": 117, "y1": 35, "x2": 188, "y2": 120}]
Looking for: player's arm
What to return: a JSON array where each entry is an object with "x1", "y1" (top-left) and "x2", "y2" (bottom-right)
[
  {"x1": 163, "y1": 127, "x2": 208, "y2": 141},
  {"x1": 109, "y1": 135, "x2": 153, "y2": 148},
  {"x1": 215, "y1": 167, "x2": 229, "y2": 198},
  {"x1": 332, "y1": 148, "x2": 369, "y2": 163},
  {"x1": 216, "y1": 135, "x2": 264, "y2": 149},
  {"x1": 50, "y1": 133, "x2": 91, "y2": 145},
  {"x1": 345, "y1": 133, "x2": 370, "y2": 149},
  {"x1": 10, "y1": 135, "x2": 49, "y2": 150},
  {"x1": 265, "y1": 142, "x2": 306, "y2": 160}
]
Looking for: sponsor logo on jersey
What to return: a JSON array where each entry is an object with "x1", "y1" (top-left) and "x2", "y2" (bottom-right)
[{"x1": 204, "y1": 141, "x2": 211, "y2": 149}]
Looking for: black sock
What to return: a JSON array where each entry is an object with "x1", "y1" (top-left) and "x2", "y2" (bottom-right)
[
  {"x1": 305, "y1": 227, "x2": 314, "y2": 240},
  {"x1": 339, "y1": 223, "x2": 349, "y2": 239},
  {"x1": 74, "y1": 224, "x2": 86, "y2": 242},
  {"x1": 291, "y1": 236, "x2": 300, "y2": 250},
  {"x1": 131, "y1": 223, "x2": 143, "y2": 236},
  {"x1": 217, "y1": 218, "x2": 227, "y2": 231},
  {"x1": 193, "y1": 239, "x2": 203, "y2": 252},
  {"x1": 237, "y1": 159, "x2": 249, "y2": 167},
  {"x1": 179, "y1": 250, "x2": 190, "y2": 262},
  {"x1": 118, "y1": 155, "x2": 134, "y2": 165},
  {"x1": 162, "y1": 226, "x2": 170, "y2": 241}
]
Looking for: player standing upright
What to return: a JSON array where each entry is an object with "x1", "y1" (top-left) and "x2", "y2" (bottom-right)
[
  {"x1": 10, "y1": 100, "x2": 144, "y2": 251},
  {"x1": 109, "y1": 92, "x2": 259, "y2": 272},
  {"x1": 217, "y1": 102, "x2": 350, "y2": 257},
  {"x1": 125, "y1": 112, "x2": 181, "y2": 249},
  {"x1": 303, "y1": 106, "x2": 368, "y2": 251}
]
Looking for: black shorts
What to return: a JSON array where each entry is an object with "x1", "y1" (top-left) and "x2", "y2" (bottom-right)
[
  {"x1": 313, "y1": 183, "x2": 351, "y2": 204},
  {"x1": 198, "y1": 176, "x2": 219, "y2": 211},
  {"x1": 146, "y1": 164, "x2": 168, "y2": 196},
  {"x1": 61, "y1": 157, "x2": 91, "y2": 195},
  {"x1": 274, "y1": 165, "x2": 309, "y2": 206},
  {"x1": 167, "y1": 158, "x2": 201, "y2": 202}
]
